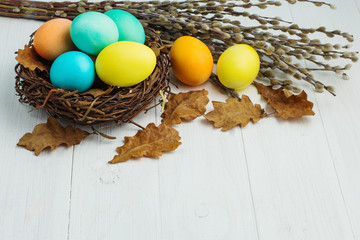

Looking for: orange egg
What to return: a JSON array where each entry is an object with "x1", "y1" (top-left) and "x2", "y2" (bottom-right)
[
  {"x1": 170, "y1": 36, "x2": 213, "y2": 86},
  {"x1": 34, "y1": 18, "x2": 77, "y2": 61}
]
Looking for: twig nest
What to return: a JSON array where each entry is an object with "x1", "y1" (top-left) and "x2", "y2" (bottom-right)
[{"x1": 15, "y1": 28, "x2": 170, "y2": 126}]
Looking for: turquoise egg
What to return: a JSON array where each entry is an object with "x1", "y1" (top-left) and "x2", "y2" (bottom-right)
[
  {"x1": 105, "y1": 9, "x2": 145, "y2": 44},
  {"x1": 50, "y1": 51, "x2": 95, "y2": 93},
  {"x1": 70, "y1": 12, "x2": 119, "y2": 55}
]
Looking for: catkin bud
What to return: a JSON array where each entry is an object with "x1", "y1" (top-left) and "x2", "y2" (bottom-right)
[
  {"x1": 104, "y1": 5, "x2": 113, "y2": 11},
  {"x1": 284, "y1": 85, "x2": 293, "y2": 91},
  {"x1": 345, "y1": 64, "x2": 352, "y2": 70},
  {"x1": 293, "y1": 73, "x2": 302, "y2": 80},
  {"x1": 201, "y1": 24, "x2": 209, "y2": 31},
  {"x1": 77, "y1": 6, "x2": 86, "y2": 12},
  {"x1": 276, "y1": 48, "x2": 285, "y2": 56},
  {"x1": 284, "y1": 80, "x2": 293, "y2": 85},
  {"x1": 326, "y1": 86, "x2": 335, "y2": 94},
  {"x1": 264, "y1": 70, "x2": 275, "y2": 78},
  {"x1": 342, "y1": 73, "x2": 350, "y2": 80},
  {"x1": 55, "y1": 10, "x2": 64, "y2": 16},
  {"x1": 293, "y1": 87, "x2": 301, "y2": 93},
  {"x1": 271, "y1": 79, "x2": 280, "y2": 85},
  {"x1": 174, "y1": 23, "x2": 182, "y2": 30},
  {"x1": 235, "y1": 33, "x2": 244, "y2": 43}
]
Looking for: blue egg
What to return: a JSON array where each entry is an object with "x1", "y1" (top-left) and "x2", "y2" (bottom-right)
[
  {"x1": 105, "y1": 9, "x2": 145, "y2": 44},
  {"x1": 70, "y1": 12, "x2": 119, "y2": 55},
  {"x1": 50, "y1": 51, "x2": 95, "y2": 93}
]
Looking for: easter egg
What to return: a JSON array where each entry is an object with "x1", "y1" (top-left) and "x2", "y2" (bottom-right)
[
  {"x1": 33, "y1": 18, "x2": 77, "y2": 61},
  {"x1": 105, "y1": 9, "x2": 145, "y2": 44},
  {"x1": 50, "y1": 51, "x2": 95, "y2": 92},
  {"x1": 95, "y1": 41, "x2": 156, "y2": 87},
  {"x1": 170, "y1": 36, "x2": 213, "y2": 86},
  {"x1": 70, "y1": 12, "x2": 119, "y2": 55},
  {"x1": 217, "y1": 44, "x2": 260, "y2": 90}
]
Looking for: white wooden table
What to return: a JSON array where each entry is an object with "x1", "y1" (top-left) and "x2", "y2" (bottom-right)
[{"x1": 1, "y1": 0, "x2": 360, "y2": 239}]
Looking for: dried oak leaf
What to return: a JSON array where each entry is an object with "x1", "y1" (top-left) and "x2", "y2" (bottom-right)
[
  {"x1": 254, "y1": 82, "x2": 315, "y2": 119},
  {"x1": 17, "y1": 117, "x2": 91, "y2": 156},
  {"x1": 151, "y1": 44, "x2": 172, "y2": 57},
  {"x1": 109, "y1": 123, "x2": 181, "y2": 164},
  {"x1": 16, "y1": 45, "x2": 50, "y2": 72},
  {"x1": 161, "y1": 89, "x2": 209, "y2": 125},
  {"x1": 205, "y1": 96, "x2": 267, "y2": 131}
]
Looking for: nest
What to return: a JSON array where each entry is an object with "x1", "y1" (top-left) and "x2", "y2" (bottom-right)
[{"x1": 15, "y1": 28, "x2": 170, "y2": 126}]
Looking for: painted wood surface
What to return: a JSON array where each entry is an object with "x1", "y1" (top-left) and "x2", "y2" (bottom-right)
[{"x1": 0, "y1": 0, "x2": 359, "y2": 239}]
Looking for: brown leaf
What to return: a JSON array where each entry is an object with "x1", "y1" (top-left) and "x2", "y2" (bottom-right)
[
  {"x1": 151, "y1": 44, "x2": 172, "y2": 57},
  {"x1": 109, "y1": 123, "x2": 181, "y2": 164},
  {"x1": 161, "y1": 89, "x2": 209, "y2": 125},
  {"x1": 205, "y1": 96, "x2": 267, "y2": 131},
  {"x1": 18, "y1": 117, "x2": 91, "y2": 156},
  {"x1": 254, "y1": 82, "x2": 315, "y2": 119},
  {"x1": 16, "y1": 45, "x2": 50, "y2": 72}
]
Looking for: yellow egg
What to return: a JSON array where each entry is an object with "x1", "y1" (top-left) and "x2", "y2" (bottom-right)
[
  {"x1": 217, "y1": 44, "x2": 260, "y2": 90},
  {"x1": 95, "y1": 41, "x2": 157, "y2": 87}
]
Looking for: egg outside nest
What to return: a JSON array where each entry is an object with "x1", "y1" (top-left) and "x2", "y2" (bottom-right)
[{"x1": 15, "y1": 28, "x2": 170, "y2": 127}]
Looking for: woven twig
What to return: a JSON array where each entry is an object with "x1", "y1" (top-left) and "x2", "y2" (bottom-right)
[{"x1": 15, "y1": 28, "x2": 170, "y2": 126}]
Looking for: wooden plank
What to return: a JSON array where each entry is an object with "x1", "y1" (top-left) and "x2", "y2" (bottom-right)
[
  {"x1": 353, "y1": 0, "x2": 360, "y2": 13},
  {"x1": 1, "y1": 1, "x2": 359, "y2": 240},
  {"x1": 67, "y1": 2, "x2": 258, "y2": 238},
  {"x1": 0, "y1": 18, "x2": 73, "y2": 240},
  {"x1": 156, "y1": 81, "x2": 259, "y2": 240},
  {"x1": 68, "y1": 108, "x2": 162, "y2": 240},
  {"x1": 290, "y1": 0, "x2": 360, "y2": 238},
  {"x1": 237, "y1": 2, "x2": 355, "y2": 239}
]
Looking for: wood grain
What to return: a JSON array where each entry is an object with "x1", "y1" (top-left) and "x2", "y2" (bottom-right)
[
  {"x1": 290, "y1": 1, "x2": 360, "y2": 238},
  {"x1": 1, "y1": 0, "x2": 360, "y2": 239},
  {"x1": 156, "y1": 82, "x2": 259, "y2": 240},
  {"x1": 0, "y1": 18, "x2": 73, "y2": 240}
]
